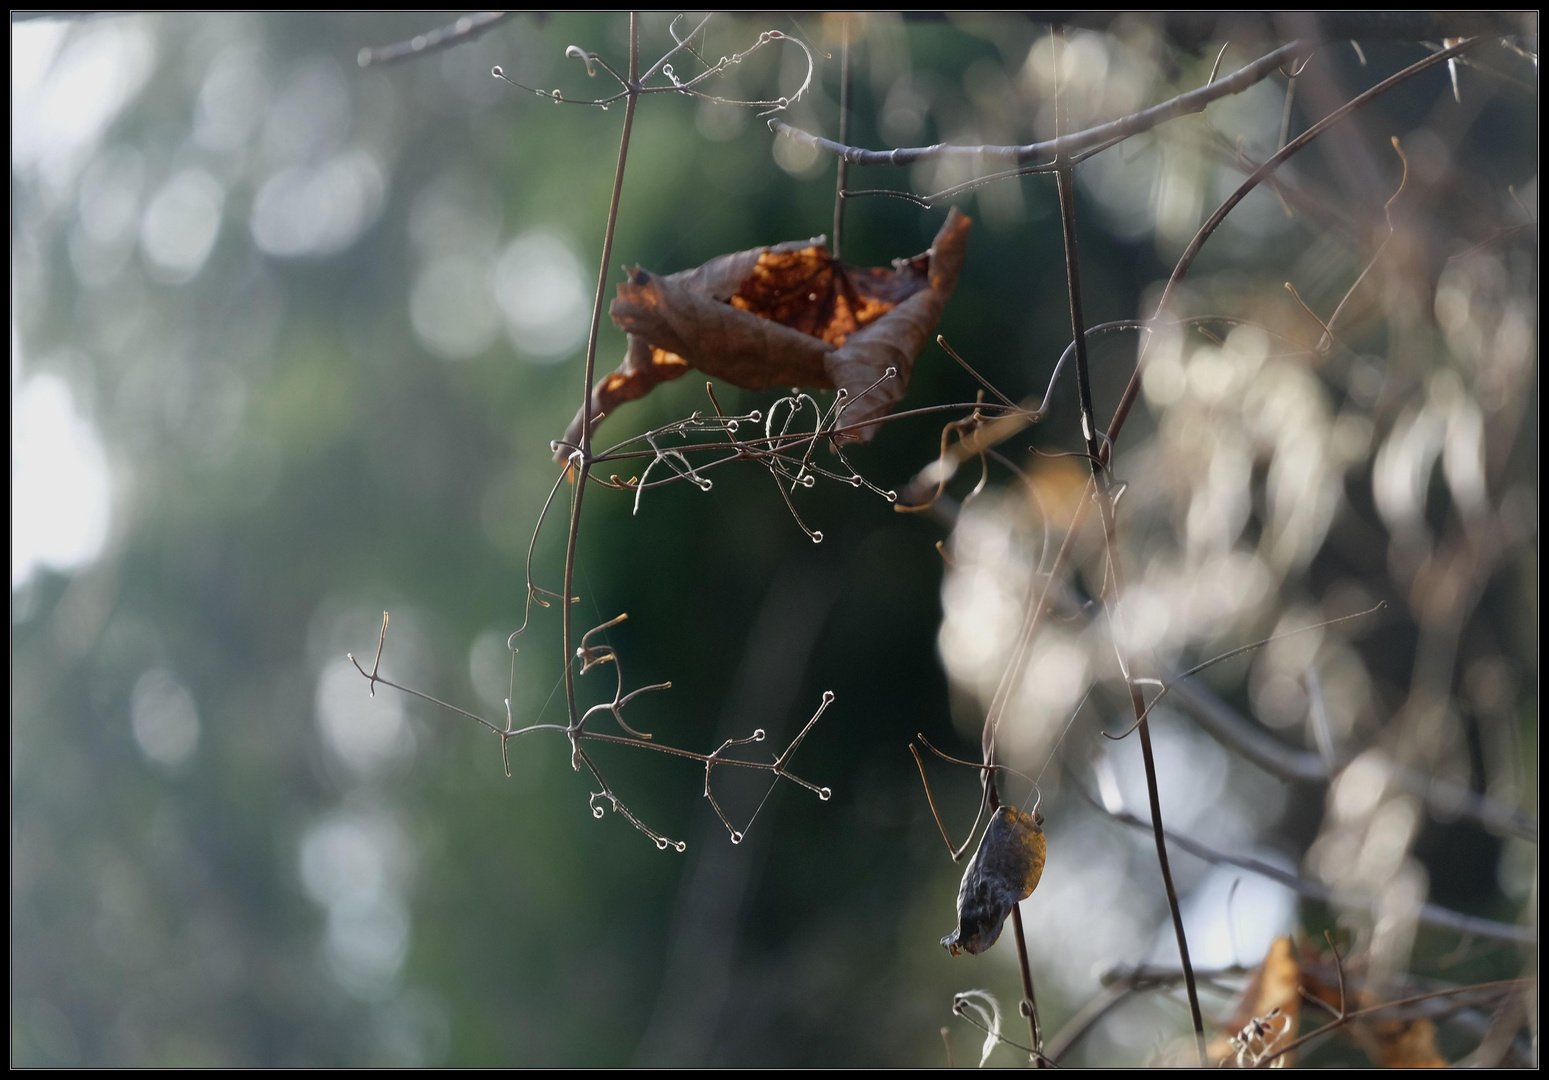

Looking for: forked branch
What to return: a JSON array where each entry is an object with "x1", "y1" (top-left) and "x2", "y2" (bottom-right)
[{"x1": 350, "y1": 611, "x2": 836, "y2": 851}]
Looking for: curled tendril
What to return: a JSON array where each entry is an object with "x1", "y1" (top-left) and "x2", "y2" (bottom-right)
[{"x1": 493, "y1": 18, "x2": 813, "y2": 115}]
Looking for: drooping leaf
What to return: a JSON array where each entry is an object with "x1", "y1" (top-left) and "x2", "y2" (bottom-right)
[
  {"x1": 941, "y1": 805, "x2": 1045, "y2": 957},
  {"x1": 557, "y1": 209, "x2": 972, "y2": 461}
]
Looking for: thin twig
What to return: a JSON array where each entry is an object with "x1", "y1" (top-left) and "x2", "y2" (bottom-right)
[
  {"x1": 769, "y1": 41, "x2": 1306, "y2": 166},
  {"x1": 1318, "y1": 135, "x2": 1409, "y2": 348},
  {"x1": 1051, "y1": 61, "x2": 1206, "y2": 1052},
  {"x1": 1067, "y1": 768, "x2": 1536, "y2": 944},
  {"x1": 831, "y1": 17, "x2": 850, "y2": 262},
  {"x1": 1102, "y1": 603, "x2": 1386, "y2": 741},
  {"x1": 1255, "y1": 979, "x2": 1534, "y2": 1067},
  {"x1": 1104, "y1": 36, "x2": 1485, "y2": 457},
  {"x1": 493, "y1": 20, "x2": 813, "y2": 114},
  {"x1": 560, "y1": 11, "x2": 639, "y2": 766},
  {"x1": 354, "y1": 608, "x2": 835, "y2": 849},
  {"x1": 1010, "y1": 903, "x2": 1045, "y2": 1065},
  {"x1": 909, "y1": 735, "x2": 1041, "y2": 860}
]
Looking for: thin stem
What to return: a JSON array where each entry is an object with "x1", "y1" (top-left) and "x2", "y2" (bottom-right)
[
  {"x1": 562, "y1": 14, "x2": 639, "y2": 739},
  {"x1": 769, "y1": 41, "x2": 1306, "y2": 166},
  {"x1": 1256, "y1": 979, "x2": 1532, "y2": 1067},
  {"x1": 831, "y1": 17, "x2": 850, "y2": 262},
  {"x1": 1105, "y1": 36, "x2": 1483, "y2": 457},
  {"x1": 1010, "y1": 903, "x2": 1044, "y2": 1065},
  {"x1": 1055, "y1": 156, "x2": 1206, "y2": 1061},
  {"x1": 1103, "y1": 603, "x2": 1386, "y2": 742}
]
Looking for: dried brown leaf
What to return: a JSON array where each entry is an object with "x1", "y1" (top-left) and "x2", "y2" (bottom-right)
[
  {"x1": 1302, "y1": 948, "x2": 1449, "y2": 1068},
  {"x1": 1210, "y1": 936, "x2": 1302, "y2": 1067},
  {"x1": 941, "y1": 805, "x2": 1045, "y2": 957},
  {"x1": 558, "y1": 209, "x2": 972, "y2": 460},
  {"x1": 1361, "y1": 1016, "x2": 1447, "y2": 1069}
]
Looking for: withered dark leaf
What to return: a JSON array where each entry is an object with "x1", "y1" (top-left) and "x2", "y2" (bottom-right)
[
  {"x1": 941, "y1": 805, "x2": 1046, "y2": 957},
  {"x1": 557, "y1": 208, "x2": 972, "y2": 461}
]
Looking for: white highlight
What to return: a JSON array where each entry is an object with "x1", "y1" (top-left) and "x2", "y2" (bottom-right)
[
  {"x1": 11, "y1": 366, "x2": 112, "y2": 587},
  {"x1": 130, "y1": 668, "x2": 201, "y2": 768},
  {"x1": 140, "y1": 167, "x2": 225, "y2": 281},
  {"x1": 250, "y1": 149, "x2": 386, "y2": 258},
  {"x1": 315, "y1": 658, "x2": 415, "y2": 776},
  {"x1": 493, "y1": 231, "x2": 590, "y2": 360}
]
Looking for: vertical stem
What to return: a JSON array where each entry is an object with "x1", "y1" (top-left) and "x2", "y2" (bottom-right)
[
  {"x1": 832, "y1": 17, "x2": 851, "y2": 262},
  {"x1": 562, "y1": 14, "x2": 639, "y2": 730},
  {"x1": 1010, "y1": 903, "x2": 1044, "y2": 1066},
  {"x1": 1055, "y1": 163, "x2": 1207, "y2": 1064},
  {"x1": 1277, "y1": 73, "x2": 1297, "y2": 151}
]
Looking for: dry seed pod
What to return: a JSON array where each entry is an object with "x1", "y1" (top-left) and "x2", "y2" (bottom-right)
[{"x1": 941, "y1": 805, "x2": 1046, "y2": 957}]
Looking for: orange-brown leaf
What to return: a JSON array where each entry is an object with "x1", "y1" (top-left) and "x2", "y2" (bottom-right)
[
  {"x1": 1302, "y1": 950, "x2": 1448, "y2": 1068},
  {"x1": 1361, "y1": 1016, "x2": 1447, "y2": 1068},
  {"x1": 557, "y1": 209, "x2": 971, "y2": 460}
]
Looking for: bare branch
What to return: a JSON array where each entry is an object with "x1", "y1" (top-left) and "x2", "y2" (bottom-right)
[
  {"x1": 1070, "y1": 768, "x2": 1536, "y2": 945},
  {"x1": 357, "y1": 11, "x2": 512, "y2": 68},
  {"x1": 1105, "y1": 36, "x2": 1486, "y2": 457},
  {"x1": 351, "y1": 608, "x2": 835, "y2": 851},
  {"x1": 1256, "y1": 979, "x2": 1534, "y2": 1067},
  {"x1": 770, "y1": 42, "x2": 1306, "y2": 167}
]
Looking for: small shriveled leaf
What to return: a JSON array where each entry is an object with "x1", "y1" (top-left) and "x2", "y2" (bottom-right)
[
  {"x1": 1209, "y1": 936, "x2": 1301, "y2": 1067},
  {"x1": 942, "y1": 805, "x2": 1046, "y2": 957},
  {"x1": 557, "y1": 209, "x2": 971, "y2": 460}
]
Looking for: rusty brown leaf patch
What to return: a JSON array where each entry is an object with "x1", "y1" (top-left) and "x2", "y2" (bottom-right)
[{"x1": 558, "y1": 209, "x2": 972, "y2": 460}]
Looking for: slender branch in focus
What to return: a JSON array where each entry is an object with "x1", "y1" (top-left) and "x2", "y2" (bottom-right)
[
  {"x1": 1054, "y1": 143, "x2": 1206, "y2": 1060},
  {"x1": 1010, "y1": 904, "x2": 1045, "y2": 1065},
  {"x1": 560, "y1": 14, "x2": 639, "y2": 756}
]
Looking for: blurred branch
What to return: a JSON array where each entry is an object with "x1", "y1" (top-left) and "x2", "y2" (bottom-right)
[
  {"x1": 1045, "y1": 962, "x2": 1250, "y2": 1063},
  {"x1": 12, "y1": 11, "x2": 120, "y2": 22},
  {"x1": 1162, "y1": 676, "x2": 1537, "y2": 842},
  {"x1": 1258, "y1": 978, "x2": 1532, "y2": 1066},
  {"x1": 1454, "y1": 989, "x2": 1530, "y2": 1067},
  {"x1": 356, "y1": 11, "x2": 512, "y2": 67},
  {"x1": 1046, "y1": 12, "x2": 1522, "y2": 50},
  {"x1": 1048, "y1": 960, "x2": 1536, "y2": 1066},
  {"x1": 1104, "y1": 35, "x2": 1486, "y2": 457},
  {"x1": 1068, "y1": 769, "x2": 1536, "y2": 945},
  {"x1": 910, "y1": 464, "x2": 1536, "y2": 846},
  {"x1": 771, "y1": 41, "x2": 1306, "y2": 167},
  {"x1": 774, "y1": 15, "x2": 1525, "y2": 168}
]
